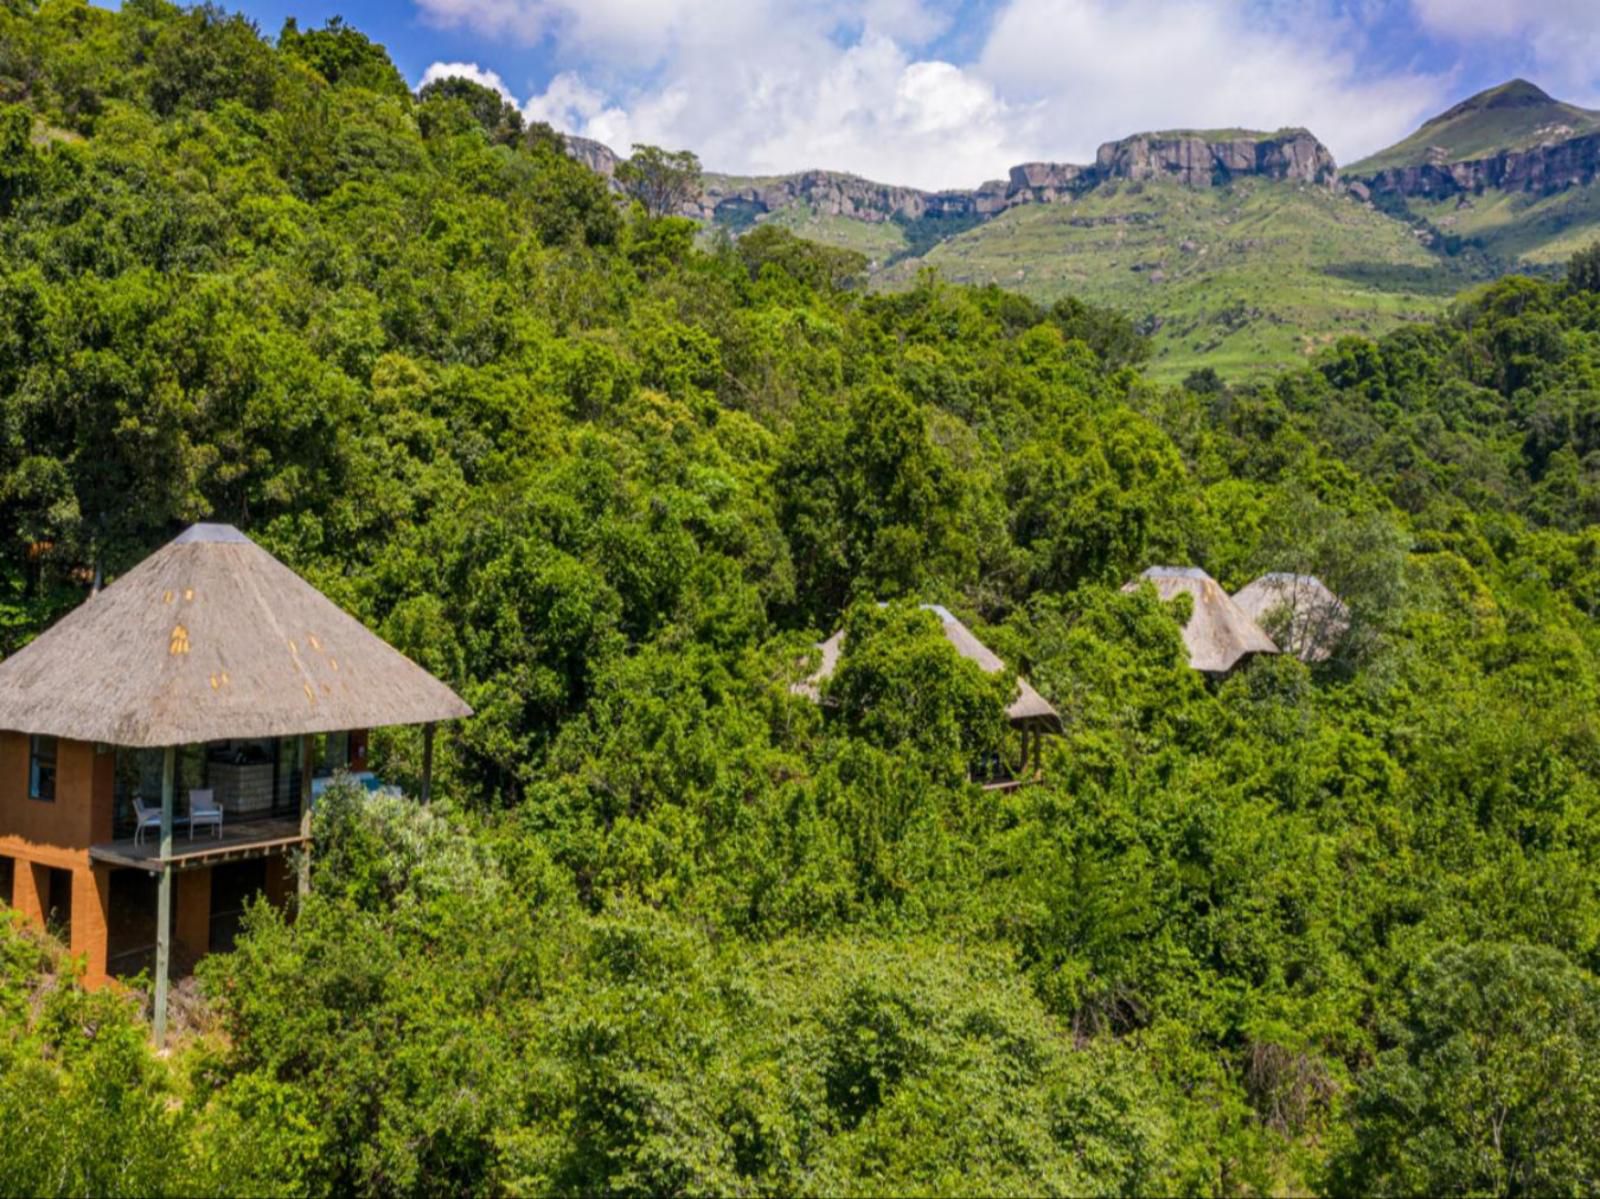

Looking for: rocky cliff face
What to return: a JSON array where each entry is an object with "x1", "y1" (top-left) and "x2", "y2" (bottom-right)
[
  {"x1": 1349, "y1": 131, "x2": 1600, "y2": 200},
  {"x1": 694, "y1": 171, "x2": 964, "y2": 224},
  {"x1": 564, "y1": 135, "x2": 621, "y2": 181},
  {"x1": 567, "y1": 128, "x2": 1338, "y2": 229},
  {"x1": 1096, "y1": 130, "x2": 1336, "y2": 188}
]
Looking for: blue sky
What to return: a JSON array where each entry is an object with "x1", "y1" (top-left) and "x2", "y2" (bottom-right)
[{"x1": 185, "y1": 0, "x2": 1600, "y2": 188}]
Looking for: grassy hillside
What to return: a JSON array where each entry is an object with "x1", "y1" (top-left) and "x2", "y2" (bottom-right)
[
  {"x1": 1407, "y1": 184, "x2": 1600, "y2": 267},
  {"x1": 1346, "y1": 79, "x2": 1600, "y2": 174},
  {"x1": 759, "y1": 203, "x2": 913, "y2": 263},
  {"x1": 876, "y1": 177, "x2": 1468, "y2": 381}
]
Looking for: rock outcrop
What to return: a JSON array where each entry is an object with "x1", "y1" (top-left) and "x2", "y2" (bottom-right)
[
  {"x1": 565, "y1": 128, "x2": 1338, "y2": 228},
  {"x1": 1349, "y1": 131, "x2": 1600, "y2": 201},
  {"x1": 1343, "y1": 81, "x2": 1600, "y2": 201},
  {"x1": 563, "y1": 135, "x2": 621, "y2": 181},
  {"x1": 1096, "y1": 130, "x2": 1336, "y2": 187}
]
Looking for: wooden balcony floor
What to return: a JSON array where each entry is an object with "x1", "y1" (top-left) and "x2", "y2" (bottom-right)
[{"x1": 90, "y1": 816, "x2": 306, "y2": 873}]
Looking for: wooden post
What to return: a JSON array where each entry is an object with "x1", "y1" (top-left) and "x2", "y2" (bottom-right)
[
  {"x1": 421, "y1": 722, "x2": 435, "y2": 805},
  {"x1": 153, "y1": 744, "x2": 175, "y2": 1048},
  {"x1": 297, "y1": 734, "x2": 313, "y2": 898}
]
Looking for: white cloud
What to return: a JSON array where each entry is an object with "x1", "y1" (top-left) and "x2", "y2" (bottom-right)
[
  {"x1": 1410, "y1": 0, "x2": 1600, "y2": 104},
  {"x1": 413, "y1": 0, "x2": 1456, "y2": 188},
  {"x1": 504, "y1": 1, "x2": 1033, "y2": 189},
  {"x1": 418, "y1": 60, "x2": 517, "y2": 103},
  {"x1": 522, "y1": 71, "x2": 627, "y2": 136},
  {"x1": 976, "y1": 0, "x2": 1448, "y2": 167}
]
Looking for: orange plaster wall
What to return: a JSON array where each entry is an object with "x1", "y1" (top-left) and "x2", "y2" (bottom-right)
[
  {"x1": 0, "y1": 733, "x2": 112, "y2": 864},
  {"x1": 0, "y1": 735, "x2": 116, "y2": 988},
  {"x1": 10, "y1": 858, "x2": 45, "y2": 925},
  {"x1": 70, "y1": 867, "x2": 111, "y2": 986}
]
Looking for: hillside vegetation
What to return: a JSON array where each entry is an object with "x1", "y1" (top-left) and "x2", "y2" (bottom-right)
[
  {"x1": 878, "y1": 176, "x2": 1460, "y2": 380},
  {"x1": 4, "y1": 3, "x2": 1600, "y2": 1197}
]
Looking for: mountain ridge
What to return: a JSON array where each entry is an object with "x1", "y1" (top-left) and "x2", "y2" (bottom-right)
[
  {"x1": 568, "y1": 127, "x2": 1337, "y2": 231},
  {"x1": 561, "y1": 80, "x2": 1600, "y2": 380}
]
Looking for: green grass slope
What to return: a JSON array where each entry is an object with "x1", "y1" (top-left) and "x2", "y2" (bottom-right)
[
  {"x1": 1346, "y1": 79, "x2": 1600, "y2": 174},
  {"x1": 875, "y1": 177, "x2": 1468, "y2": 382},
  {"x1": 1407, "y1": 185, "x2": 1600, "y2": 268},
  {"x1": 759, "y1": 204, "x2": 913, "y2": 263}
]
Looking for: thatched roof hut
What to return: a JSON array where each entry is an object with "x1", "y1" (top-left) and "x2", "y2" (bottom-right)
[
  {"x1": 791, "y1": 604, "x2": 1062, "y2": 733},
  {"x1": 1124, "y1": 566, "x2": 1278, "y2": 674},
  {"x1": 0, "y1": 524, "x2": 471, "y2": 747},
  {"x1": 1232, "y1": 573, "x2": 1349, "y2": 663}
]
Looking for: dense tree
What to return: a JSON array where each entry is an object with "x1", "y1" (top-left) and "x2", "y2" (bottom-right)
[
  {"x1": 614, "y1": 143, "x2": 701, "y2": 218},
  {"x1": 416, "y1": 73, "x2": 523, "y2": 146},
  {"x1": 1332, "y1": 943, "x2": 1600, "y2": 1195},
  {"x1": 1564, "y1": 238, "x2": 1600, "y2": 294},
  {"x1": 2, "y1": 5, "x2": 1600, "y2": 1197},
  {"x1": 278, "y1": 15, "x2": 409, "y2": 97}
]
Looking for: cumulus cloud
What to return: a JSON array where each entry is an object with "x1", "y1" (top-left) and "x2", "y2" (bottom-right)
[
  {"x1": 522, "y1": 71, "x2": 623, "y2": 134},
  {"x1": 976, "y1": 0, "x2": 1447, "y2": 167},
  {"x1": 418, "y1": 60, "x2": 517, "y2": 102},
  {"x1": 414, "y1": 0, "x2": 1456, "y2": 188},
  {"x1": 501, "y1": 1, "x2": 1033, "y2": 188},
  {"x1": 1410, "y1": 0, "x2": 1600, "y2": 104}
]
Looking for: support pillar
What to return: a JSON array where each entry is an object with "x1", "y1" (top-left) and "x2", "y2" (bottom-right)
[
  {"x1": 154, "y1": 744, "x2": 175, "y2": 1048},
  {"x1": 69, "y1": 867, "x2": 111, "y2": 987},
  {"x1": 12, "y1": 860, "x2": 46, "y2": 927},
  {"x1": 297, "y1": 735, "x2": 313, "y2": 899},
  {"x1": 421, "y1": 722, "x2": 435, "y2": 804},
  {"x1": 175, "y1": 868, "x2": 211, "y2": 961}
]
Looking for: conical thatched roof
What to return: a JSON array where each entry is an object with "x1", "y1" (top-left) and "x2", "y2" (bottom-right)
[
  {"x1": 1232, "y1": 573, "x2": 1349, "y2": 663},
  {"x1": 790, "y1": 604, "x2": 1063, "y2": 733},
  {"x1": 0, "y1": 524, "x2": 471, "y2": 747},
  {"x1": 1123, "y1": 566, "x2": 1278, "y2": 674}
]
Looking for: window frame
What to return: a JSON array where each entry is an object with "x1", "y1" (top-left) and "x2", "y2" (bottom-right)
[{"x1": 28, "y1": 734, "x2": 57, "y2": 803}]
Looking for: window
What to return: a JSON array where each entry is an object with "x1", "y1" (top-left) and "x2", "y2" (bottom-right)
[{"x1": 29, "y1": 735, "x2": 56, "y2": 802}]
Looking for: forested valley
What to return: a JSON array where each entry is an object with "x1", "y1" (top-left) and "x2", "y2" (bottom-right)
[{"x1": 4, "y1": 3, "x2": 1600, "y2": 1195}]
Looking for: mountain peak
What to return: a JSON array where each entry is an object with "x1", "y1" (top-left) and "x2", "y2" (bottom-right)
[
  {"x1": 1426, "y1": 78, "x2": 1555, "y2": 127},
  {"x1": 1345, "y1": 78, "x2": 1600, "y2": 178}
]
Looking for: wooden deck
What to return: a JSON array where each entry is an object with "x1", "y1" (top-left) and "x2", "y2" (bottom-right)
[{"x1": 90, "y1": 816, "x2": 306, "y2": 873}]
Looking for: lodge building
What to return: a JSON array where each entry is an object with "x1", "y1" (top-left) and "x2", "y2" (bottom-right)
[{"x1": 0, "y1": 524, "x2": 469, "y2": 1040}]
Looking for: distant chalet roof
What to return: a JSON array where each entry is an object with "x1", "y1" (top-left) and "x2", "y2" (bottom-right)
[
  {"x1": 0, "y1": 524, "x2": 471, "y2": 747},
  {"x1": 1231, "y1": 573, "x2": 1350, "y2": 663},
  {"x1": 1124, "y1": 566, "x2": 1278, "y2": 674},
  {"x1": 791, "y1": 604, "x2": 1063, "y2": 733}
]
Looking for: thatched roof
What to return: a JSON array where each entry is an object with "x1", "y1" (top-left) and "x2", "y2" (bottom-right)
[
  {"x1": 1232, "y1": 573, "x2": 1350, "y2": 663},
  {"x1": 790, "y1": 604, "x2": 1063, "y2": 733},
  {"x1": 0, "y1": 524, "x2": 471, "y2": 747},
  {"x1": 1124, "y1": 566, "x2": 1278, "y2": 674}
]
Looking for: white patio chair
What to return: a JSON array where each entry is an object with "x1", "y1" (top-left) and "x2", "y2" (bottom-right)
[
  {"x1": 131, "y1": 797, "x2": 164, "y2": 847},
  {"x1": 188, "y1": 788, "x2": 223, "y2": 840}
]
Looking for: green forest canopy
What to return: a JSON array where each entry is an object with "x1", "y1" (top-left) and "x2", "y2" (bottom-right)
[{"x1": 3, "y1": 2, "x2": 1600, "y2": 1195}]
